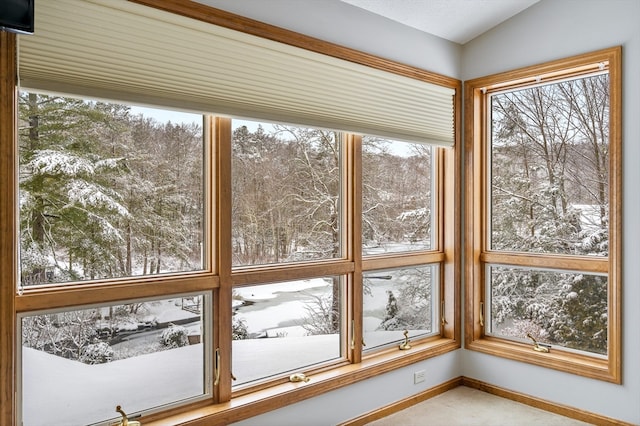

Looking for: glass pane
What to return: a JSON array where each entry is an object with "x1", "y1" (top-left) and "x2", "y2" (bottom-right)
[
  {"x1": 18, "y1": 92, "x2": 204, "y2": 287},
  {"x1": 363, "y1": 265, "x2": 437, "y2": 351},
  {"x1": 20, "y1": 295, "x2": 208, "y2": 426},
  {"x1": 231, "y1": 120, "x2": 341, "y2": 267},
  {"x1": 232, "y1": 277, "x2": 342, "y2": 386},
  {"x1": 488, "y1": 265, "x2": 607, "y2": 355},
  {"x1": 362, "y1": 137, "x2": 433, "y2": 255},
  {"x1": 489, "y1": 73, "x2": 609, "y2": 256}
]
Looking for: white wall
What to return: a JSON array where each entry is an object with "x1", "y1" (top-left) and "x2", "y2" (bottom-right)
[
  {"x1": 233, "y1": 351, "x2": 461, "y2": 426},
  {"x1": 462, "y1": 1, "x2": 640, "y2": 424}
]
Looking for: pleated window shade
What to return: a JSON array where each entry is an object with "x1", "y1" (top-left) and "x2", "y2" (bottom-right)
[{"x1": 18, "y1": 0, "x2": 455, "y2": 146}]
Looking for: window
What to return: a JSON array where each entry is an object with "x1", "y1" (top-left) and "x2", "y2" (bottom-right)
[
  {"x1": 465, "y1": 47, "x2": 621, "y2": 382},
  {"x1": 231, "y1": 277, "x2": 343, "y2": 387},
  {"x1": 231, "y1": 121, "x2": 342, "y2": 266},
  {"x1": 363, "y1": 265, "x2": 439, "y2": 351},
  {"x1": 19, "y1": 294, "x2": 210, "y2": 426},
  {"x1": 0, "y1": 2, "x2": 460, "y2": 425},
  {"x1": 18, "y1": 94, "x2": 205, "y2": 287},
  {"x1": 362, "y1": 138, "x2": 434, "y2": 255},
  {"x1": 361, "y1": 137, "x2": 445, "y2": 352}
]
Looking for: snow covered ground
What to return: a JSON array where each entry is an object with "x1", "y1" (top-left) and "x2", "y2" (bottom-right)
[
  {"x1": 22, "y1": 344, "x2": 204, "y2": 426},
  {"x1": 22, "y1": 332, "x2": 413, "y2": 426},
  {"x1": 21, "y1": 275, "x2": 433, "y2": 425}
]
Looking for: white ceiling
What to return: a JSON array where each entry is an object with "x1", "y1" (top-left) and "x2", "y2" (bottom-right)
[{"x1": 339, "y1": 0, "x2": 540, "y2": 44}]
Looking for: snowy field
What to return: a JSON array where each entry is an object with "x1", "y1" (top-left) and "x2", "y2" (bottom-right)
[{"x1": 22, "y1": 344, "x2": 204, "y2": 426}]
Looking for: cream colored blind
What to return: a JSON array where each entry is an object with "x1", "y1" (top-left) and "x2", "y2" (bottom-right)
[{"x1": 18, "y1": 0, "x2": 455, "y2": 146}]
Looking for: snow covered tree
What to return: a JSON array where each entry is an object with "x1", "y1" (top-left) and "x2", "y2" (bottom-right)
[
  {"x1": 115, "y1": 117, "x2": 203, "y2": 275},
  {"x1": 372, "y1": 266, "x2": 433, "y2": 333},
  {"x1": 231, "y1": 124, "x2": 295, "y2": 264},
  {"x1": 232, "y1": 317, "x2": 249, "y2": 340},
  {"x1": 19, "y1": 93, "x2": 130, "y2": 284},
  {"x1": 300, "y1": 292, "x2": 339, "y2": 336},
  {"x1": 18, "y1": 92, "x2": 204, "y2": 284},
  {"x1": 362, "y1": 138, "x2": 432, "y2": 253},
  {"x1": 79, "y1": 342, "x2": 114, "y2": 364},
  {"x1": 22, "y1": 309, "x2": 100, "y2": 360},
  {"x1": 160, "y1": 324, "x2": 189, "y2": 348},
  {"x1": 378, "y1": 290, "x2": 403, "y2": 330}
]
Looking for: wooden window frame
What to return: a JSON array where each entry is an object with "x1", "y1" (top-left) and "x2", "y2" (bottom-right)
[
  {"x1": 0, "y1": 3, "x2": 461, "y2": 425},
  {"x1": 464, "y1": 47, "x2": 622, "y2": 384}
]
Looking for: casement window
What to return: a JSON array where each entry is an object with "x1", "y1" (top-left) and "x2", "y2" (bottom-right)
[
  {"x1": 0, "y1": 1, "x2": 460, "y2": 425},
  {"x1": 19, "y1": 294, "x2": 211, "y2": 426},
  {"x1": 465, "y1": 47, "x2": 622, "y2": 382}
]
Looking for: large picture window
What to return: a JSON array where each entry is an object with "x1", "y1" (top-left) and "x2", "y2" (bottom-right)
[
  {"x1": 18, "y1": 93, "x2": 205, "y2": 287},
  {"x1": 465, "y1": 47, "x2": 621, "y2": 382},
  {"x1": 362, "y1": 137, "x2": 434, "y2": 255},
  {"x1": 231, "y1": 120, "x2": 341, "y2": 266}
]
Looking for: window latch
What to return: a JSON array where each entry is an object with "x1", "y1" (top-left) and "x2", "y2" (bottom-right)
[
  {"x1": 115, "y1": 405, "x2": 141, "y2": 426},
  {"x1": 289, "y1": 373, "x2": 310, "y2": 383},
  {"x1": 441, "y1": 301, "x2": 447, "y2": 326},
  {"x1": 350, "y1": 320, "x2": 355, "y2": 350},
  {"x1": 214, "y1": 348, "x2": 221, "y2": 385},
  {"x1": 399, "y1": 330, "x2": 411, "y2": 350},
  {"x1": 526, "y1": 333, "x2": 551, "y2": 353}
]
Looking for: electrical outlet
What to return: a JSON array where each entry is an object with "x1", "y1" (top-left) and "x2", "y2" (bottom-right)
[{"x1": 413, "y1": 370, "x2": 425, "y2": 384}]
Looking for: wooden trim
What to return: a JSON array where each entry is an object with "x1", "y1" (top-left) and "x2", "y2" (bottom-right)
[
  {"x1": 443, "y1": 81, "x2": 462, "y2": 340},
  {"x1": 606, "y1": 46, "x2": 623, "y2": 389},
  {"x1": 480, "y1": 252, "x2": 609, "y2": 274},
  {"x1": 338, "y1": 377, "x2": 463, "y2": 426},
  {"x1": 349, "y1": 133, "x2": 363, "y2": 364},
  {"x1": 464, "y1": 47, "x2": 619, "y2": 92},
  {"x1": 0, "y1": 31, "x2": 17, "y2": 426},
  {"x1": 128, "y1": 0, "x2": 459, "y2": 90},
  {"x1": 141, "y1": 338, "x2": 458, "y2": 426},
  {"x1": 362, "y1": 252, "x2": 445, "y2": 270},
  {"x1": 464, "y1": 77, "x2": 484, "y2": 345},
  {"x1": 15, "y1": 274, "x2": 218, "y2": 312},
  {"x1": 462, "y1": 377, "x2": 636, "y2": 426},
  {"x1": 467, "y1": 337, "x2": 615, "y2": 383},
  {"x1": 213, "y1": 116, "x2": 233, "y2": 402},
  {"x1": 231, "y1": 260, "x2": 355, "y2": 286},
  {"x1": 342, "y1": 376, "x2": 634, "y2": 426},
  {"x1": 464, "y1": 47, "x2": 622, "y2": 383}
]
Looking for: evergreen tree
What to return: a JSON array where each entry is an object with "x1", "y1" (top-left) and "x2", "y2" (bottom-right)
[{"x1": 19, "y1": 93, "x2": 129, "y2": 284}]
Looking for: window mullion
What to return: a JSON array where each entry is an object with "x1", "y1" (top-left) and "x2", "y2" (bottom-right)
[
  {"x1": 480, "y1": 252, "x2": 609, "y2": 274},
  {"x1": 348, "y1": 133, "x2": 363, "y2": 363},
  {"x1": 0, "y1": 31, "x2": 18, "y2": 426},
  {"x1": 212, "y1": 116, "x2": 233, "y2": 402},
  {"x1": 441, "y1": 145, "x2": 459, "y2": 339}
]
